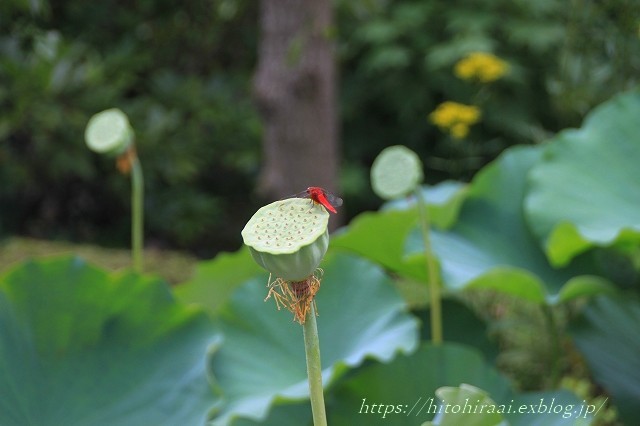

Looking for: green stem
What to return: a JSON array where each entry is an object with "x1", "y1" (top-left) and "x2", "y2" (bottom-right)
[
  {"x1": 303, "y1": 304, "x2": 327, "y2": 426},
  {"x1": 542, "y1": 304, "x2": 562, "y2": 387},
  {"x1": 130, "y1": 152, "x2": 144, "y2": 273},
  {"x1": 415, "y1": 188, "x2": 443, "y2": 345}
]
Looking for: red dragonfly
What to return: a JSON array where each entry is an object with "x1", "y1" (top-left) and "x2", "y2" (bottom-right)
[{"x1": 295, "y1": 186, "x2": 343, "y2": 214}]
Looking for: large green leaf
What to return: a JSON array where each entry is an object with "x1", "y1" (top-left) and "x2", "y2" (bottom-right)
[
  {"x1": 207, "y1": 253, "x2": 419, "y2": 425},
  {"x1": 329, "y1": 342, "x2": 592, "y2": 426},
  {"x1": 0, "y1": 256, "x2": 217, "y2": 426},
  {"x1": 424, "y1": 384, "x2": 506, "y2": 426},
  {"x1": 331, "y1": 181, "x2": 467, "y2": 283},
  {"x1": 407, "y1": 146, "x2": 614, "y2": 304},
  {"x1": 229, "y1": 402, "x2": 312, "y2": 426},
  {"x1": 570, "y1": 293, "x2": 640, "y2": 424},
  {"x1": 228, "y1": 298, "x2": 497, "y2": 426},
  {"x1": 329, "y1": 342, "x2": 511, "y2": 426},
  {"x1": 525, "y1": 91, "x2": 640, "y2": 266},
  {"x1": 384, "y1": 181, "x2": 469, "y2": 229},
  {"x1": 176, "y1": 247, "x2": 262, "y2": 312},
  {"x1": 419, "y1": 299, "x2": 499, "y2": 361},
  {"x1": 331, "y1": 208, "x2": 425, "y2": 281},
  {"x1": 216, "y1": 341, "x2": 592, "y2": 426},
  {"x1": 505, "y1": 390, "x2": 595, "y2": 426}
]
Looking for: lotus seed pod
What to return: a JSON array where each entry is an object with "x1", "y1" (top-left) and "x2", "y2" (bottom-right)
[
  {"x1": 242, "y1": 198, "x2": 330, "y2": 281},
  {"x1": 371, "y1": 145, "x2": 423, "y2": 200},
  {"x1": 85, "y1": 108, "x2": 134, "y2": 155}
]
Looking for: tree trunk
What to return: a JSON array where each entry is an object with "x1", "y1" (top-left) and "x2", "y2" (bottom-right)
[{"x1": 253, "y1": 0, "x2": 338, "y2": 200}]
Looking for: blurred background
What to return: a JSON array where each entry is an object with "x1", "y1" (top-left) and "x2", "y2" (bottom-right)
[{"x1": 1, "y1": 0, "x2": 639, "y2": 260}]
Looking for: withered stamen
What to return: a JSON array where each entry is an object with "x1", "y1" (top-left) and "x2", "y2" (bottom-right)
[{"x1": 264, "y1": 272, "x2": 321, "y2": 324}]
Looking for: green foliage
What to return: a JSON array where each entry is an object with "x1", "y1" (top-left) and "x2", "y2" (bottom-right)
[
  {"x1": 411, "y1": 146, "x2": 615, "y2": 303},
  {"x1": 331, "y1": 181, "x2": 466, "y2": 283},
  {"x1": 570, "y1": 293, "x2": 640, "y2": 425},
  {"x1": 3, "y1": 0, "x2": 638, "y2": 253},
  {"x1": 206, "y1": 253, "x2": 419, "y2": 425},
  {"x1": 189, "y1": 88, "x2": 640, "y2": 421},
  {"x1": 330, "y1": 91, "x2": 639, "y2": 423},
  {"x1": 175, "y1": 246, "x2": 261, "y2": 312},
  {"x1": 2, "y1": 2, "x2": 639, "y2": 424},
  {"x1": 0, "y1": 236, "x2": 198, "y2": 284},
  {"x1": 6, "y1": 91, "x2": 639, "y2": 425},
  {"x1": 335, "y1": 0, "x2": 640, "y2": 208},
  {"x1": 184, "y1": 247, "x2": 591, "y2": 426},
  {"x1": 331, "y1": 208, "x2": 425, "y2": 281},
  {"x1": 525, "y1": 92, "x2": 640, "y2": 266},
  {"x1": 0, "y1": 0, "x2": 261, "y2": 253},
  {"x1": 330, "y1": 343, "x2": 512, "y2": 426},
  {"x1": 0, "y1": 256, "x2": 217, "y2": 425},
  {"x1": 423, "y1": 384, "x2": 506, "y2": 426}
]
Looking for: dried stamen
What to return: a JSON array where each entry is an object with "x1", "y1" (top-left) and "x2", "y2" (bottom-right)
[{"x1": 264, "y1": 270, "x2": 322, "y2": 324}]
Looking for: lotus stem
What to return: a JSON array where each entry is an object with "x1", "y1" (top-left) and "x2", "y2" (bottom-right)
[
  {"x1": 303, "y1": 303, "x2": 327, "y2": 426},
  {"x1": 415, "y1": 188, "x2": 443, "y2": 345},
  {"x1": 130, "y1": 151, "x2": 144, "y2": 273}
]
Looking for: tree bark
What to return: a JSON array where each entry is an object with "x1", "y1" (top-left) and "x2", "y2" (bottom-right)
[{"x1": 253, "y1": 0, "x2": 338, "y2": 200}]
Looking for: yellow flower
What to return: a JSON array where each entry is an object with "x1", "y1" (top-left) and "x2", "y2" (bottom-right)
[
  {"x1": 454, "y1": 52, "x2": 509, "y2": 83},
  {"x1": 429, "y1": 101, "x2": 481, "y2": 139},
  {"x1": 450, "y1": 123, "x2": 470, "y2": 139}
]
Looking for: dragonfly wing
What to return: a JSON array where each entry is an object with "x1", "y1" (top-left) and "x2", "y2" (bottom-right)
[
  {"x1": 329, "y1": 195, "x2": 343, "y2": 207},
  {"x1": 315, "y1": 191, "x2": 337, "y2": 213},
  {"x1": 323, "y1": 190, "x2": 343, "y2": 207},
  {"x1": 290, "y1": 190, "x2": 311, "y2": 199}
]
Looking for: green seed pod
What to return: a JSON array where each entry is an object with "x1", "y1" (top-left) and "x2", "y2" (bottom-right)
[
  {"x1": 85, "y1": 108, "x2": 134, "y2": 155},
  {"x1": 371, "y1": 145, "x2": 423, "y2": 200},
  {"x1": 242, "y1": 198, "x2": 330, "y2": 281}
]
